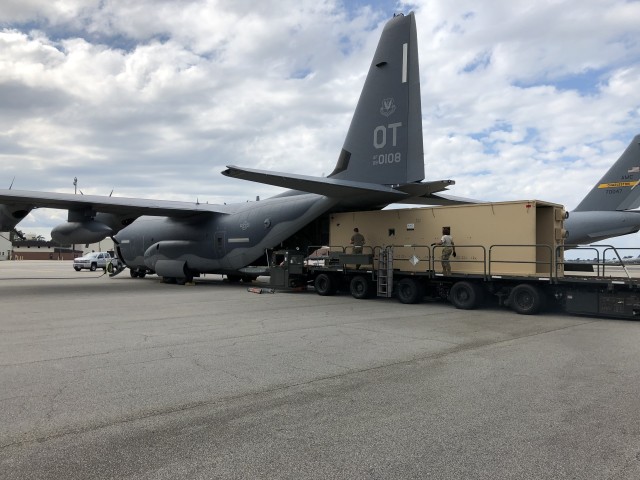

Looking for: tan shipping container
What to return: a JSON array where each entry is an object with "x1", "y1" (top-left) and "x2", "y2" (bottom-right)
[{"x1": 329, "y1": 200, "x2": 565, "y2": 277}]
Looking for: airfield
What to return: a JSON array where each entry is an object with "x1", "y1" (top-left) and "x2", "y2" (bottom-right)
[{"x1": 2, "y1": 261, "x2": 640, "y2": 479}]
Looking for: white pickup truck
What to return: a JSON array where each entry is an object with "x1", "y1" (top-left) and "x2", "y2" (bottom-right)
[{"x1": 73, "y1": 252, "x2": 120, "y2": 272}]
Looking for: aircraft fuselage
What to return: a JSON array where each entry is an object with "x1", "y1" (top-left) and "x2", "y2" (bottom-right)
[
  {"x1": 565, "y1": 210, "x2": 640, "y2": 245},
  {"x1": 114, "y1": 193, "x2": 338, "y2": 276}
]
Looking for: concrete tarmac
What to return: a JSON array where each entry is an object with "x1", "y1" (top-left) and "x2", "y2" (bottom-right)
[{"x1": 1, "y1": 261, "x2": 640, "y2": 479}]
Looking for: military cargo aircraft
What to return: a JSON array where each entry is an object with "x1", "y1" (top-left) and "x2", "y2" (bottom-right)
[
  {"x1": 0, "y1": 13, "x2": 459, "y2": 283},
  {"x1": 565, "y1": 135, "x2": 640, "y2": 245}
]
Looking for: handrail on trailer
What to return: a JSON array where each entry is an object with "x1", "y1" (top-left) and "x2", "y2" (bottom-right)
[
  {"x1": 602, "y1": 246, "x2": 633, "y2": 279},
  {"x1": 556, "y1": 245, "x2": 603, "y2": 277},
  {"x1": 558, "y1": 245, "x2": 640, "y2": 281},
  {"x1": 300, "y1": 243, "x2": 640, "y2": 284},
  {"x1": 381, "y1": 244, "x2": 431, "y2": 272},
  {"x1": 430, "y1": 244, "x2": 487, "y2": 278},
  {"x1": 488, "y1": 244, "x2": 554, "y2": 281},
  {"x1": 362, "y1": 244, "x2": 489, "y2": 278}
]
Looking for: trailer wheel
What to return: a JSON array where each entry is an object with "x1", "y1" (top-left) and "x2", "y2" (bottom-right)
[
  {"x1": 350, "y1": 275, "x2": 372, "y2": 299},
  {"x1": 396, "y1": 278, "x2": 423, "y2": 304},
  {"x1": 315, "y1": 273, "x2": 337, "y2": 296},
  {"x1": 509, "y1": 284, "x2": 544, "y2": 315},
  {"x1": 450, "y1": 281, "x2": 482, "y2": 310}
]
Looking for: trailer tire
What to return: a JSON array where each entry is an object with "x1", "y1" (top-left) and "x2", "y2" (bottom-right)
[
  {"x1": 450, "y1": 281, "x2": 483, "y2": 310},
  {"x1": 315, "y1": 273, "x2": 337, "y2": 296},
  {"x1": 350, "y1": 275, "x2": 372, "y2": 299},
  {"x1": 396, "y1": 278, "x2": 423, "y2": 304},
  {"x1": 509, "y1": 284, "x2": 544, "y2": 315}
]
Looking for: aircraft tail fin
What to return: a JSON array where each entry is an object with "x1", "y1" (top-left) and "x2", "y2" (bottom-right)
[
  {"x1": 328, "y1": 12, "x2": 424, "y2": 186},
  {"x1": 574, "y1": 135, "x2": 640, "y2": 212}
]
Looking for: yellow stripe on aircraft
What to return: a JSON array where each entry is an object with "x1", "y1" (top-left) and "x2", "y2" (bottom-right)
[{"x1": 598, "y1": 181, "x2": 640, "y2": 189}]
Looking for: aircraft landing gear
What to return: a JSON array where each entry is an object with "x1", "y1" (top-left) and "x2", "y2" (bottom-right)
[{"x1": 129, "y1": 268, "x2": 147, "y2": 279}]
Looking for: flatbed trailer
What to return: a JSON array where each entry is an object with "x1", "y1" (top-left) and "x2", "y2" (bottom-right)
[
  {"x1": 268, "y1": 201, "x2": 640, "y2": 319},
  {"x1": 269, "y1": 244, "x2": 640, "y2": 319}
]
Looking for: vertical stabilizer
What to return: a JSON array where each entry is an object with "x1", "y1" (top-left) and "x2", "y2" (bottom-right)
[
  {"x1": 329, "y1": 12, "x2": 424, "y2": 185},
  {"x1": 574, "y1": 135, "x2": 640, "y2": 212}
]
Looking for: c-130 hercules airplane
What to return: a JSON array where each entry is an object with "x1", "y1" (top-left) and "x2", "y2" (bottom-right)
[
  {"x1": 1, "y1": 13, "x2": 639, "y2": 282},
  {"x1": 0, "y1": 13, "x2": 460, "y2": 283}
]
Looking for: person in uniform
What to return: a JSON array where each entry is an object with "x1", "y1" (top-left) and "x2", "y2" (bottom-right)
[
  {"x1": 434, "y1": 226, "x2": 456, "y2": 275},
  {"x1": 350, "y1": 227, "x2": 365, "y2": 254},
  {"x1": 350, "y1": 227, "x2": 365, "y2": 269}
]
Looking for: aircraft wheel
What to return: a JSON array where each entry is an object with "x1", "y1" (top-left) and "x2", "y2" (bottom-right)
[
  {"x1": 350, "y1": 275, "x2": 372, "y2": 299},
  {"x1": 396, "y1": 278, "x2": 423, "y2": 304},
  {"x1": 315, "y1": 273, "x2": 337, "y2": 296},
  {"x1": 509, "y1": 284, "x2": 544, "y2": 315},
  {"x1": 137, "y1": 271, "x2": 146, "y2": 279},
  {"x1": 130, "y1": 269, "x2": 139, "y2": 278},
  {"x1": 227, "y1": 274, "x2": 241, "y2": 283},
  {"x1": 449, "y1": 281, "x2": 483, "y2": 310}
]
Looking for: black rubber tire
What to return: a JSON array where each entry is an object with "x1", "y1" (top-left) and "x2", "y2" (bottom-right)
[
  {"x1": 450, "y1": 281, "x2": 482, "y2": 310},
  {"x1": 509, "y1": 284, "x2": 544, "y2": 315},
  {"x1": 74, "y1": 267, "x2": 81, "y2": 271},
  {"x1": 396, "y1": 278, "x2": 423, "y2": 304},
  {"x1": 315, "y1": 273, "x2": 337, "y2": 296},
  {"x1": 350, "y1": 275, "x2": 372, "y2": 299},
  {"x1": 227, "y1": 274, "x2": 241, "y2": 283},
  {"x1": 130, "y1": 269, "x2": 139, "y2": 278},
  {"x1": 90, "y1": 263, "x2": 97, "y2": 271},
  {"x1": 137, "y1": 271, "x2": 146, "y2": 279}
]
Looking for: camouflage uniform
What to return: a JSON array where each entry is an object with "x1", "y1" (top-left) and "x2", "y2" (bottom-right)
[
  {"x1": 351, "y1": 230, "x2": 365, "y2": 254},
  {"x1": 440, "y1": 234, "x2": 454, "y2": 275}
]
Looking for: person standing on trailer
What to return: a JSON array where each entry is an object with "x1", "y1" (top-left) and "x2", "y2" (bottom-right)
[
  {"x1": 434, "y1": 226, "x2": 456, "y2": 275},
  {"x1": 350, "y1": 227, "x2": 366, "y2": 269},
  {"x1": 350, "y1": 228, "x2": 365, "y2": 254}
]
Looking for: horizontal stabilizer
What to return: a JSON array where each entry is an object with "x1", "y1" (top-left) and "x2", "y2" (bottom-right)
[
  {"x1": 395, "y1": 180, "x2": 456, "y2": 196},
  {"x1": 222, "y1": 165, "x2": 408, "y2": 199},
  {"x1": 396, "y1": 192, "x2": 484, "y2": 206}
]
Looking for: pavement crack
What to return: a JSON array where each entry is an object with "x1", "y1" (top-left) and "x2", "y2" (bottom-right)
[{"x1": 0, "y1": 317, "x2": 597, "y2": 451}]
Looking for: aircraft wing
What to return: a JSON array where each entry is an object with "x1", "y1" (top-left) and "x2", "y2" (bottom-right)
[{"x1": 0, "y1": 189, "x2": 233, "y2": 217}]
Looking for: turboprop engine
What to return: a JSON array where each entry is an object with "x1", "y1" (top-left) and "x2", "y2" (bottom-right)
[{"x1": 51, "y1": 220, "x2": 112, "y2": 244}]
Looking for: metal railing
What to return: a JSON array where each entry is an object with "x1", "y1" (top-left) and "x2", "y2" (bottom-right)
[
  {"x1": 488, "y1": 244, "x2": 554, "y2": 280},
  {"x1": 558, "y1": 245, "x2": 640, "y2": 280},
  {"x1": 431, "y1": 244, "x2": 487, "y2": 277}
]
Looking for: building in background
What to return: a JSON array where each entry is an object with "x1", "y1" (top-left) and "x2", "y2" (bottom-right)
[
  {"x1": 0, "y1": 232, "x2": 11, "y2": 260},
  {"x1": 2, "y1": 232, "x2": 116, "y2": 261}
]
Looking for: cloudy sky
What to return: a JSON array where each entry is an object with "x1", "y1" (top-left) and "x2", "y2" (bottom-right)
[{"x1": 1, "y1": 0, "x2": 640, "y2": 248}]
